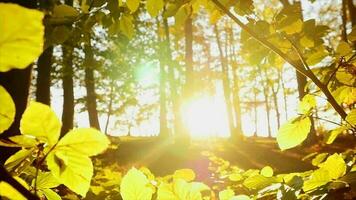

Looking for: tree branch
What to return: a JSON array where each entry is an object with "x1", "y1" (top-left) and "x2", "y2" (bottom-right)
[
  {"x1": 0, "y1": 165, "x2": 39, "y2": 200},
  {"x1": 210, "y1": 0, "x2": 347, "y2": 119}
]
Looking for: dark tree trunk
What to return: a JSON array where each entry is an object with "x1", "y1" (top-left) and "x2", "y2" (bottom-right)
[
  {"x1": 347, "y1": 0, "x2": 356, "y2": 26},
  {"x1": 84, "y1": 40, "x2": 101, "y2": 131},
  {"x1": 61, "y1": 44, "x2": 75, "y2": 136},
  {"x1": 0, "y1": 0, "x2": 37, "y2": 164},
  {"x1": 214, "y1": 25, "x2": 236, "y2": 140},
  {"x1": 36, "y1": 46, "x2": 52, "y2": 105},
  {"x1": 157, "y1": 18, "x2": 169, "y2": 139}
]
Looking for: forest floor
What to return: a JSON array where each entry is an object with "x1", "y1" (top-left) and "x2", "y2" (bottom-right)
[{"x1": 99, "y1": 136, "x2": 355, "y2": 184}]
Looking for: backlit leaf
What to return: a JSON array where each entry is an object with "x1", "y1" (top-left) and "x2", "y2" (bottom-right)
[
  {"x1": 261, "y1": 166, "x2": 274, "y2": 177},
  {"x1": 120, "y1": 14, "x2": 134, "y2": 39},
  {"x1": 298, "y1": 94, "x2": 316, "y2": 114},
  {"x1": 0, "y1": 177, "x2": 29, "y2": 200},
  {"x1": 146, "y1": 0, "x2": 164, "y2": 17},
  {"x1": 0, "y1": 3, "x2": 44, "y2": 72},
  {"x1": 120, "y1": 168, "x2": 153, "y2": 200},
  {"x1": 303, "y1": 169, "x2": 330, "y2": 192},
  {"x1": 219, "y1": 189, "x2": 234, "y2": 200},
  {"x1": 20, "y1": 102, "x2": 61, "y2": 146},
  {"x1": 127, "y1": 0, "x2": 140, "y2": 13},
  {"x1": 277, "y1": 117, "x2": 311, "y2": 150},
  {"x1": 173, "y1": 168, "x2": 196, "y2": 182},
  {"x1": 346, "y1": 109, "x2": 356, "y2": 126},
  {"x1": 0, "y1": 85, "x2": 15, "y2": 133},
  {"x1": 318, "y1": 153, "x2": 346, "y2": 180}
]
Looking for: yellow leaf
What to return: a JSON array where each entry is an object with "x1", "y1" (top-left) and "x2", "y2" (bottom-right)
[
  {"x1": 120, "y1": 168, "x2": 153, "y2": 200},
  {"x1": 346, "y1": 109, "x2": 356, "y2": 126},
  {"x1": 120, "y1": 14, "x2": 135, "y2": 39},
  {"x1": 56, "y1": 128, "x2": 110, "y2": 156},
  {"x1": 318, "y1": 153, "x2": 346, "y2": 180},
  {"x1": 47, "y1": 149, "x2": 93, "y2": 197},
  {"x1": 0, "y1": 177, "x2": 29, "y2": 200},
  {"x1": 277, "y1": 117, "x2": 311, "y2": 150},
  {"x1": 127, "y1": 0, "x2": 140, "y2": 13},
  {"x1": 260, "y1": 166, "x2": 273, "y2": 177},
  {"x1": 0, "y1": 3, "x2": 44, "y2": 72},
  {"x1": 0, "y1": 85, "x2": 15, "y2": 133},
  {"x1": 303, "y1": 169, "x2": 330, "y2": 191},
  {"x1": 146, "y1": 0, "x2": 164, "y2": 17},
  {"x1": 20, "y1": 102, "x2": 61, "y2": 146},
  {"x1": 298, "y1": 94, "x2": 316, "y2": 114},
  {"x1": 173, "y1": 168, "x2": 196, "y2": 181},
  {"x1": 53, "y1": 4, "x2": 79, "y2": 18},
  {"x1": 336, "y1": 41, "x2": 352, "y2": 56},
  {"x1": 157, "y1": 179, "x2": 209, "y2": 200},
  {"x1": 219, "y1": 189, "x2": 235, "y2": 200}
]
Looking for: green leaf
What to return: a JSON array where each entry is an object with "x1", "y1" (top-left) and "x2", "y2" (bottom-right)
[
  {"x1": 298, "y1": 94, "x2": 316, "y2": 114},
  {"x1": 243, "y1": 174, "x2": 280, "y2": 190},
  {"x1": 47, "y1": 149, "x2": 93, "y2": 197},
  {"x1": 53, "y1": 4, "x2": 79, "y2": 18},
  {"x1": 126, "y1": 0, "x2": 140, "y2": 13},
  {"x1": 219, "y1": 189, "x2": 235, "y2": 200},
  {"x1": 0, "y1": 85, "x2": 15, "y2": 133},
  {"x1": 120, "y1": 14, "x2": 135, "y2": 39},
  {"x1": 146, "y1": 0, "x2": 164, "y2": 17},
  {"x1": 5, "y1": 149, "x2": 34, "y2": 172},
  {"x1": 120, "y1": 168, "x2": 153, "y2": 200},
  {"x1": 0, "y1": 177, "x2": 29, "y2": 200},
  {"x1": 336, "y1": 41, "x2": 352, "y2": 56},
  {"x1": 20, "y1": 102, "x2": 61, "y2": 146},
  {"x1": 318, "y1": 153, "x2": 346, "y2": 180},
  {"x1": 0, "y1": 3, "x2": 44, "y2": 72},
  {"x1": 277, "y1": 117, "x2": 311, "y2": 150},
  {"x1": 260, "y1": 166, "x2": 274, "y2": 177},
  {"x1": 41, "y1": 189, "x2": 62, "y2": 200},
  {"x1": 55, "y1": 128, "x2": 110, "y2": 156},
  {"x1": 303, "y1": 169, "x2": 330, "y2": 192},
  {"x1": 157, "y1": 179, "x2": 209, "y2": 200},
  {"x1": 324, "y1": 126, "x2": 347, "y2": 144},
  {"x1": 173, "y1": 168, "x2": 196, "y2": 182},
  {"x1": 9, "y1": 135, "x2": 37, "y2": 148},
  {"x1": 346, "y1": 109, "x2": 356, "y2": 126},
  {"x1": 36, "y1": 172, "x2": 61, "y2": 189},
  {"x1": 311, "y1": 153, "x2": 328, "y2": 166}
]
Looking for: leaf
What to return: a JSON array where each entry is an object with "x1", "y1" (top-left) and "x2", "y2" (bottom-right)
[
  {"x1": 120, "y1": 168, "x2": 153, "y2": 200},
  {"x1": 9, "y1": 135, "x2": 37, "y2": 148},
  {"x1": 127, "y1": 0, "x2": 140, "y2": 13},
  {"x1": 120, "y1": 14, "x2": 135, "y2": 39},
  {"x1": 298, "y1": 94, "x2": 316, "y2": 114},
  {"x1": 305, "y1": 45, "x2": 328, "y2": 66},
  {"x1": 219, "y1": 189, "x2": 234, "y2": 200},
  {"x1": 174, "y1": 4, "x2": 190, "y2": 27},
  {"x1": 5, "y1": 149, "x2": 34, "y2": 172},
  {"x1": 318, "y1": 153, "x2": 346, "y2": 180},
  {"x1": 146, "y1": 0, "x2": 164, "y2": 17},
  {"x1": 41, "y1": 189, "x2": 62, "y2": 200},
  {"x1": 234, "y1": 0, "x2": 254, "y2": 15},
  {"x1": 277, "y1": 15, "x2": 302, "y2": 35},
  {"x1": 311, "y1": 153, "x2": 328, "y2": 166},
  {"x1": 231, "y1": 195, "x2": 251, "y2": 200},
  {"x1": 0, "y1": 85, "x2": 15, "y2": 133},
  {"x1": 243, "y1": 174, "x2": 280, "y2": 190},
  {"x1": 0, "y1": 3, "x2": 44, "y2": 72},
  {"x1": 0, "y1": 177, "x2": 29, "y2": 200},
  {"x1": 228, "y1": 173, "x2": 243, "y2": 181},
  {"x1": 324, "y1": 126, "x2": 347, "y2": 144},
  {"x1": 173, "y1": 168, "x2": 196, "y2": 182},
  {"x1": 346, "y1": 109, "x2": 356, "y2": 126},
  {"x1": 55, "y1": 128, "x2": 110, "y2": 156},
  {"x1": 36, "y1": 172, "x2": 61, "y2": 189},
  {"x1": 157, "y1": 179, "x2": 209, "y2": 200},
  {"x1": 303, "y1": 169, "x2": 330, "y2": 192},
  {"x1": 20, "y1": 102, "x2": 61, "y2": 146},
  {"x1": 336, "y1": 41, "x2": 352, "y2": 56},
  {"x1": 348, "y1": 27, "x2": 356, "y2": 42},
  {"x1": 336, "y1": 70, "x2": 356, "y2": 85},
  {"x1": 277, "y1": 117, "x2": 311, "y2": 150},
  {"x1": 53, "y1": 4, "x2": 79, "y2": 18},
  {"x1": 47, "y1": 149, "x2": 93, "y2": 197},
  {"x1": 260, "y1": 166, "x2": 273, "y2": 177},
  {"x1": 50, "y1": 26, "x2": 71, "y2": 45}
]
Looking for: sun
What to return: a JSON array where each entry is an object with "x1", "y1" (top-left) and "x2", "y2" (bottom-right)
[{"x1": 181, "y1": 95, "x2": 230, "y2": 138}]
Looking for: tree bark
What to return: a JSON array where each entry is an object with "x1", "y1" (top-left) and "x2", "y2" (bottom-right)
[
  {"x1": 260, "y1": 68, "x2": 272, "y2": 137},
  {"x1": 279, "y1": 70, "x2": 288, "y2": 120},
  {"x1": 84, "y1": 39, "x2": 101, "y2": 131},
  {"x1": 347, "y1": 0, "x2": 356, "y2": 26},
  {"x1": 61, "y1": 43, "x2": 75, "y2": 136}
]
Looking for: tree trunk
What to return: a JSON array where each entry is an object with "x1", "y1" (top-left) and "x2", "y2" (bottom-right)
[
  {"x1": 347, "y1": 0, "x2": 356, "y2": 26},
  {"x1": 84, "y1": 40, "x2": 101, "y2": 130},
  {"x1": 253, "y1": 87, "x2": 258, "y2": 137},
  {"x1": 229, "y1": 27, "x2": 243, "y2": 138},
  {"x1": 0, "y1": 0, "x2": 37, "y2": 164},
  {"x1": 175, "y1": 16, "x2": 193, "y2": 145},
  {"x1": 104, "y1": 83, "x2": 114, "y2": 134},
  {"x1": 280, "y1": 70, "x2": 288, "y2": 120},
  {"x1": 214, "y1": 25, "x2": 236, "y2": 140},
  {"x1": 61, "y1": 43, "x2": 75, "y2": 136},
  {"x1": 36, "y1": 46, "x2": 52, "y2": 105},
  {"x1": 260, "y1": 68, "x2": 272, "y2": 137},
  {"x1": 341, "y1": 0, "x2": 348, "y2": 41},
  {"x1": 157, "y1": 18, "x2": 169, "y2": 139}
]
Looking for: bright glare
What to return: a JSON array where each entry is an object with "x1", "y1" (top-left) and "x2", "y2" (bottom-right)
[{"x1": 181, "y1": 96, "x2": 230, "y2": 138}]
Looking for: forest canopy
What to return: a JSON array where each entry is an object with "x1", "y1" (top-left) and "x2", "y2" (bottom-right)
[{"x1": 0, "y1": 0, "x2": 355, "y2": 199}]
